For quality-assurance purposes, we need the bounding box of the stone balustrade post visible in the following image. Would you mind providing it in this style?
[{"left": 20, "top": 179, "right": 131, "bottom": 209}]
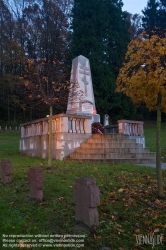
[
  {"left": 76, "top": 119, "right": 81, "bottom": 133},
  {"left": 68, "top": 118, "right": 72, "bottom": 132},
  {"left": 43, "top": 121, "right": 48, "bottom": 134},
  {"left": 60, "top": 116, "right": 68, "bottom": 133},
  {"left": 21, "top": 126, "right": 25, "bottom": 137},
  {"left": 72, "top": 118, "right": 76, "bottom": 133},
  {"left": 84, "top": 118, "right": 92, "bottom": 134},
  {"left": 80, "top": 119, "right": 85, "bottom": 133}
]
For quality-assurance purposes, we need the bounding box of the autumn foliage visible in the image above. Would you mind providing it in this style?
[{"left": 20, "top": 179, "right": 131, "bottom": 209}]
[
  {"left": 23, "top": 59, "right": 70, "bottom": 110},
  {"left": 116, "top": 32, "right": 166, "bottom": 111},
  {"left": 116, "top": 32, "right": 166, "bottom": 198}
]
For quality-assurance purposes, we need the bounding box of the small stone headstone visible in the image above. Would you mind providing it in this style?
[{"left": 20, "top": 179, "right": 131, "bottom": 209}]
[
  {"left": 73, "top": 176, "right": 100, "bottom": 227},
  {"left": 5, "top": 126, "right": 7, "bottom": 131},
  {"left": 28, "top": 167, "right": 44, "bottom": 201},
  {"left": 1, "top": 159, "right": 13, "bottom": 184}
]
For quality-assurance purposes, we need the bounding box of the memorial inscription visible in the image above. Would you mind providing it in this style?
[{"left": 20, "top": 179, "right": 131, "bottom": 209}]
[{"left": 82, "top": 103, "right": 93, "bottom": 113}]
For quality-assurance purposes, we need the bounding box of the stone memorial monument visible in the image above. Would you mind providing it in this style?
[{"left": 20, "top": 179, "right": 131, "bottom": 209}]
[
  {"left": 1, "top": 159, "right": 13, "bottom": 184},
  {"left": 104, "top": 114, "right": 109, "bottom": 126},
  {"left": 28, "top": 167, "right": 44, "bottom": 200},
  {"left": 67, "top": 55, "right": 100, "bottom": 123},
  {"left": 73, "top": 176, "right": 100, "bottom": 227}
]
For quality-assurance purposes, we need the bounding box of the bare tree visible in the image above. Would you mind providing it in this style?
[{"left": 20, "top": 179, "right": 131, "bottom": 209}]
[{"left": 23, "top": 58, "right": 70, "bottom": 166}]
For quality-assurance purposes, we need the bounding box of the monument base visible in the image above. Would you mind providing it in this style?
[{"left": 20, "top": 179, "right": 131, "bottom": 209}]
[
  {"left": 67, "top": 112, "right": 100, "bottom": 123},
  {"left": 91, "top": 114, "right": 100, "bottom": 123}
]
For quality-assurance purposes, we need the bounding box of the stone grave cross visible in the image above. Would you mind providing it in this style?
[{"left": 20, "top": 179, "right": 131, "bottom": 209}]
[{"left": 79, "top": 63, "right": 90, "bottom": 97}]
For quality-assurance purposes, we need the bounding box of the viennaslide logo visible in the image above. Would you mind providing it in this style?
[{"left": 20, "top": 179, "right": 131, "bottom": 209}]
[{"left": 136, "top": 231, "right": 164, "bottom": 248}]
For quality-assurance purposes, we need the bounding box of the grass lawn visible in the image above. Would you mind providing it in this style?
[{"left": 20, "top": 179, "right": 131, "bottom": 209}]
[
  {"left": 0, "top": 122, "right": 166, "bottom": 250},
  {"left": 144, "top": 121, "right": 166, "bottom": 161}
]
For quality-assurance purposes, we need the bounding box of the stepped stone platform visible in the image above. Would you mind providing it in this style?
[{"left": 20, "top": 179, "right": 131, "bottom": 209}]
[{"left": 67, "top": 134, "right": 156, "bottom": 164}]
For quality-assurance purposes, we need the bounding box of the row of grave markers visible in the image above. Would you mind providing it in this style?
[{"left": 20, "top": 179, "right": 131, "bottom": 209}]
[
  {"left": 0, "top": 126, "right": 21, "bottom": 131},
  {"left": 0, "top": 159, "right": 100, "bottom": 227}
]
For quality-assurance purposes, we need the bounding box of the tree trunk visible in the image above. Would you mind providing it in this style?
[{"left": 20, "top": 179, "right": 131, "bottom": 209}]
[
  {"left": 156, "top": 92, "right": 163, "bottom": 198},
  {"left": 48, "top": 105, "right": 53, "bottom": 167},
  {"left": 29, "top": 108, "right": 32, "bottom": 121},
  {"left": 7, "top": 94, "right": 10, "bottom": 121}
]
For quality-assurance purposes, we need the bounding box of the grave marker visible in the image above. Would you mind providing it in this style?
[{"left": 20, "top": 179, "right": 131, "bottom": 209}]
[
  {"left": 28, "top": 167, "right": 44, "bottom": 200},
  {"left": 73, "top": 176, "right": 100, "bottom": 227},
  {"left": 1, "top": 159, "right": 13, "bottom": 184}
]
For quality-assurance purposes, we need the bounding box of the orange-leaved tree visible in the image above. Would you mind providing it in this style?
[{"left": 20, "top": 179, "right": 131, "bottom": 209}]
[{"left": 116, "top": 32, "right": 166, "bottom": 198}]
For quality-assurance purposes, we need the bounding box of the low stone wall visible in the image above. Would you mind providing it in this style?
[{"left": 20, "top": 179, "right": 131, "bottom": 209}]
[
  {"left": 20, "top": 114, "right": 92, "bottom": 160},
  {"left": 118, "top": 120, "right": 145, "bottom": 148},
  {"left": 118, "top": 120, "right": 144, "bottom": 136},
  {"left": 20, "top": 116, "right": 146, "bottom": 159}
]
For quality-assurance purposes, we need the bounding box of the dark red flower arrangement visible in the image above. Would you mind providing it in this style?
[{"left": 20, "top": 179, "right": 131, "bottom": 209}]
[{"left": 91, "top": 122, "right": 104, "bottom": 134}]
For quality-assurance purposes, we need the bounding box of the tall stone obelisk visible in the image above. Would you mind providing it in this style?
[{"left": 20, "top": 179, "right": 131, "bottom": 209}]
[{"left": 66, "top": 55, "right": 100, "bottom": 122}]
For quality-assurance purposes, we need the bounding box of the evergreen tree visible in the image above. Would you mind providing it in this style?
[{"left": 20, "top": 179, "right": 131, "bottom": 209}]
[
  {"left": 158, "top": 0, "right": 166, "bottom": 34},
  {"left": 70, "top": 0, "right": 135, "bottom": 118},
  {"left": 142, "top": 0, "right": 166, "bottom": 36},
  {"left": 142, "top": 0, "right": 160, "bottom": 35}
]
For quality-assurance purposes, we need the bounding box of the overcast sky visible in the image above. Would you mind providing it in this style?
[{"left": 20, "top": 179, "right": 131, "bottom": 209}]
[{"left": 122, "top": 0, "right": 148, "bottom": 14}]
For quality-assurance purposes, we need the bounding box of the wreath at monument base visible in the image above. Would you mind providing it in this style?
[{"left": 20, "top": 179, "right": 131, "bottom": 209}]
[{"left": 92, "top": 122, "right": 104, "bottom": 134}]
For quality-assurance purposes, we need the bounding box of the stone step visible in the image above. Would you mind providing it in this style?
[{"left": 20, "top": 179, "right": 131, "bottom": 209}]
[
  {"left": 75, "top": 147, "right": 152, "bottom": 154},
  {"left": 80, "top": 142, "right": 143, "bottom": 149},
  {"left": 66, "top": 134, "right": 156, "bottom": 164},
  {"left": 69, "top": 152, "right": 156, "bottom": 159},
  {"left": 69, "top": 158, "right": 156, "bottom": 164},
  {"left": 86, "top": 138, "right": 137, "bottom": 144},
  {"left": 91, "top": 134, "right": 131, "bottom": 139}
]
